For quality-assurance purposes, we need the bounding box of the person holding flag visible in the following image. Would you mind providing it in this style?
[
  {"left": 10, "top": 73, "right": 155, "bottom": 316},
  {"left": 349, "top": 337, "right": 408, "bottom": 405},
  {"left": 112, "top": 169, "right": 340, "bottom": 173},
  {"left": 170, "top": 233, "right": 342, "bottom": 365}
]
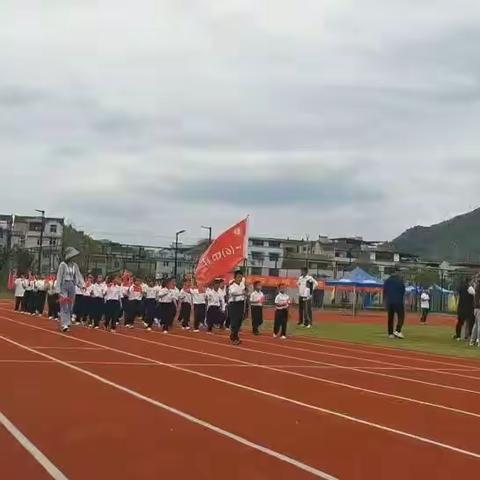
[
  {"left": 194, "top": 217, "right": 249, "bottom": 343},
  {"left": 227, "top": 270, "right": 247, "bottom": 345}
]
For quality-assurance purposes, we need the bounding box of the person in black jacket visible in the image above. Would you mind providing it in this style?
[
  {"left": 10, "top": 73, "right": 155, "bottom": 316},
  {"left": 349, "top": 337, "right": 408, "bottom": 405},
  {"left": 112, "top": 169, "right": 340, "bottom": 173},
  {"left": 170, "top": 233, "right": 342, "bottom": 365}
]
[
  {"left": 455, "top": 278, "right": 475, "bottom": 341},
  {"left": 383, "top": 271, "right": 406, "bottom": 339}
]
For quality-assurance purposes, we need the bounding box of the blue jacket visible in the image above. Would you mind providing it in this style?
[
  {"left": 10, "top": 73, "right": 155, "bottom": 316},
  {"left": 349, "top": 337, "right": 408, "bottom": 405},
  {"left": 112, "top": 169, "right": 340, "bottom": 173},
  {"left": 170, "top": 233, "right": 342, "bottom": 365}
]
[{"left": 383, "top": 275, "right": 405, "bottom": 306}]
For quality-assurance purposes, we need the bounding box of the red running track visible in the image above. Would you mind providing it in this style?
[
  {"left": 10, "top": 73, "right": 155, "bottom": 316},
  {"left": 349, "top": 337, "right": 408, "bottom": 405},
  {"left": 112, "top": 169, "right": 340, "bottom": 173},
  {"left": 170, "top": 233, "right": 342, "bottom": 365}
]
[{"left": 0, "top": 305, "right": 479, "bottom": 479}]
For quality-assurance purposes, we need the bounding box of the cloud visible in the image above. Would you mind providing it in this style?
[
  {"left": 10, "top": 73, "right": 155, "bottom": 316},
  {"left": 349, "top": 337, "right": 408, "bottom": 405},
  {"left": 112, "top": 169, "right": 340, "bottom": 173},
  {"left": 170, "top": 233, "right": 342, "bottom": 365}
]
[{"left": 0, "top": 0, "right": 480, "bottom": 246}]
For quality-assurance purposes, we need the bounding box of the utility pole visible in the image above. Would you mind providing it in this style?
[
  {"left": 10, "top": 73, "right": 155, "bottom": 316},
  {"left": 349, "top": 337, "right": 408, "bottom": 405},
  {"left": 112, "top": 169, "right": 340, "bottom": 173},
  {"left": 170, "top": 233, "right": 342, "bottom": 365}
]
[
  {"left": 174, "top": 230, "right": 186, "bottom": 279},
  {"left": 201, "top": 226, "right": 212, "bottom": 244},
  {"left": 35, "top": 209, "right": 45, "bottom": 275}
]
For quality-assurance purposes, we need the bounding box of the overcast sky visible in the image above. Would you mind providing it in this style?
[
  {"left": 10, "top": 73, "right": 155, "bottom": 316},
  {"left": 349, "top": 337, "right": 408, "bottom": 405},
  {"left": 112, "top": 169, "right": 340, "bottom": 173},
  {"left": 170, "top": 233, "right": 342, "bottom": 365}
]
[{"left": 1, "top": 0, "right": 480, "bottom": 246}]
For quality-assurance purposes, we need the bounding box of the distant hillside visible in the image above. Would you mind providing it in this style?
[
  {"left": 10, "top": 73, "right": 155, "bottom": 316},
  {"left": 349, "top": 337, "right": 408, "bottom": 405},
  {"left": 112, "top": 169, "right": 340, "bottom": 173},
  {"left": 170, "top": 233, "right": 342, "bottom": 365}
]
[
  {"left": 63, "top": 224, "right": 104, "bottom": 254},
  {"left": 391, "top": 207, "right": 480, "bottom": 262}
]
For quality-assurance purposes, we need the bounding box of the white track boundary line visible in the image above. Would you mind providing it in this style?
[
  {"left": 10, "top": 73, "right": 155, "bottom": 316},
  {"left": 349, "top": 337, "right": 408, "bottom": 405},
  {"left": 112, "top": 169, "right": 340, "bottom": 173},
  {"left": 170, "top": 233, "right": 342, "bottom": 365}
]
[
  {"left": 167, "top": 331, "right": 480, "bottom": 396},
  {"left": 117, "top": 330, "right": 480, "bottom": 420},
  {"left": 0, "top": 335, "right": 337, "bottom": 480},
  {"left": 2, "top": 318, "right": 480, "bottom": 459},
  {"left": 0, "top": 410, "right": 69, "bottom": 480},
  {"left": 284, "top": 336, "right": 480, "bottom": 369},
  {"left": 298, "top": 335, "right": 480, "bottom": 364},
  {"left": 28, "top": 346, "right": 104, "bottom": 351},
  {"left": 237, "top": 336, "right": 480, "bottom": 383}
]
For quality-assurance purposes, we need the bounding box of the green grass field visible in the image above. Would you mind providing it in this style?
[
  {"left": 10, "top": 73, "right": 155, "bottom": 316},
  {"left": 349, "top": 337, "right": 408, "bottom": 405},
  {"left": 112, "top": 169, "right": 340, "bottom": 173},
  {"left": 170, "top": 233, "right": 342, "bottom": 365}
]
[{"left": 288, "top": 322, "right": 480, "bottom": 360}]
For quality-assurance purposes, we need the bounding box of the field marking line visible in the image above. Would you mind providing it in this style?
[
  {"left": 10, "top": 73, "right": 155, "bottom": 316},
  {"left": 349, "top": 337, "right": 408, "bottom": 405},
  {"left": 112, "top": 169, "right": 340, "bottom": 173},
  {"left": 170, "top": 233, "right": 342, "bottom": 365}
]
[
  {"left": 0, "top": 326, "right": 480, "bottom": 459},
  {"left": 236, "top": 335, "right": 480, "bottom": 382},
  {"left": 116, "top": 330, "right": 480, "bottom": 420},
  {"left": 282, "top": 336, "right": 480, "bottom": 369},
  {"left": 27, "top": 346, "right": 104, "bottom": 351},
  {"left": 0, "top": 334, "right": 337, "bottom": 480},
  {"left": 297, "top": 335, "right": 480, "bottom": 364},
  {"left": 0, "top": 410, "right": 69, "bottom": 480},
  {"left": 165, "top": 331, "right": 480, "bottom": 396}
]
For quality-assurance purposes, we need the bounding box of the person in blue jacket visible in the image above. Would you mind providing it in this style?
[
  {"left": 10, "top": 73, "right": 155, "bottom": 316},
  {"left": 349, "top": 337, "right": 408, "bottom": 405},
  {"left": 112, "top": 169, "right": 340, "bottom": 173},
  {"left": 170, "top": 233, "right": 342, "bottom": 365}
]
[{"left": 383, "top": 270, "right": 406, "bottom": 339}]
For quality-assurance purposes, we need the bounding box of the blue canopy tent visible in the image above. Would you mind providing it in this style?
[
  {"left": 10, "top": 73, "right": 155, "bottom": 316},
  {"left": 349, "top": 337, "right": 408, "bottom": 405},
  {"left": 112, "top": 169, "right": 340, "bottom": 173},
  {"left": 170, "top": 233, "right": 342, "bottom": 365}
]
[{"left": 326, "top": 268, "right": 383, "bottom": 315}]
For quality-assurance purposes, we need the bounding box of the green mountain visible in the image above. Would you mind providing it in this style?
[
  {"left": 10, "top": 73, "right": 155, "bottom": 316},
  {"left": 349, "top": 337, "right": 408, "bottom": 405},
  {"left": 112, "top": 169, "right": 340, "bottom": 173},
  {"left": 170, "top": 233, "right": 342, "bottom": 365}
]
[{"left": 391, "top": 207, "right": 480, "bottom": 262}]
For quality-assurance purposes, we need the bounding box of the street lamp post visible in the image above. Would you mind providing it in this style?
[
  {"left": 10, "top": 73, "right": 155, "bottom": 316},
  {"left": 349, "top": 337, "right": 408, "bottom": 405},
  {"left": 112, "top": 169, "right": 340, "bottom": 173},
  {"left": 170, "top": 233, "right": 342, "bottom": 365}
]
[
  {"left": 174, "top": 230, "right": 186, "bottom": 279},
  {"left": 35, "top": 209, "right": 45, "bottom": 275},
  {"left": 201, "top": 225, "right": 212, "bottom": 244}
]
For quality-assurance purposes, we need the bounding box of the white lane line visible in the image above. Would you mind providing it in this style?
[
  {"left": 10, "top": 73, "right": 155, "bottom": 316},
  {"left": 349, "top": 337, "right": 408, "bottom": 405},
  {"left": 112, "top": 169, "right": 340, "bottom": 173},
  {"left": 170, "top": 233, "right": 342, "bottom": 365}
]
[
  {"left": 168, "top": 331, "right": 480, "bottom": 396},
  {"left": 236, "top": 336, "right": 480, "bottom": 383},
  {"left": 0, "top": 359, "right": 54, "bottom": 364},
  {"left": 297, "top": 336, "right": 480, "bottom": 367},
  {"left": 0, "top": 335, "right": 337, "bottom": 480},
  {"left": 117, "top": 331, "right": 480, "bottom": 420},
  {"left": 2, "top": 318, "right": 480, "bottom": 460},
  {"left": 3, "top": 357, "right": 477, "bottom": 372},
  {"left": 28, "top": 347, "right": 104, "bottom": 351},
  {"left": 277, "top": 336, "right": 480, "bottom": 370},
  {"left": 0, "top": 410, "right": 69, "bottom": 480}
]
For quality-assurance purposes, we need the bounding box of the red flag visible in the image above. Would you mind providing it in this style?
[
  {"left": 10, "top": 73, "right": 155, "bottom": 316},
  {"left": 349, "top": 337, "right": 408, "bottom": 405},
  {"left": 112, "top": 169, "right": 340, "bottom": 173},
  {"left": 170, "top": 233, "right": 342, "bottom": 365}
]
[
  {"left": 7, "top": 270, "right": 16, "bottom": 290},
  {"left": 195, "top": 217, "right": 248, "bottom": 287}
]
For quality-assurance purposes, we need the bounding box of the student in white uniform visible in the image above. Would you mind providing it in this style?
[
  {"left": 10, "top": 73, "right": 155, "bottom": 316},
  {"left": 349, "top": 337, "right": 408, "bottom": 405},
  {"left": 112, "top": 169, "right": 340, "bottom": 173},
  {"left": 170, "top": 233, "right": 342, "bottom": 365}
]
[
  {"left": 274, "top": 283, "right": 291, "bottom": 339},
  {"left": 158, "top": 278, "right": 177, "bottom": 333},
  {"left": 219, "top": 279, "right": 227, "bottom": 329},
  {"left": 126, "top": 278, "right": 144, "bottom": 328},
  {"left": 249, "top": 281, "right": 265, "bottom": 335},
  {"left": 206, "top": 279, "right": 225, "bottom": 334},
  {"left": 24, "top": 273, "right": 36, "bottom": 315},
  {"left": 14, "top": 274, "right": 26, "bottom": 312},
  {"left": 91, "top": 275, "right": 107, "bottom": 329},
  {"left": 178, "top": 280, "right": 193, "bottom": 330},
  {"left": 228, "top": 271, "right": 247, "bottom": 345},
  {"left": 81, "top": 275, "right": 94, "bottom": 326},
  {"left": 34, "top": 277, "right": 47, "bottom": 316},
  {"left": 420, "top": 290, "right": 430, "bottom": 324},
  {"left": 297, "top": 268, "right": 318, "bottom": 326},
  {"left": 104, "top": 277, "right": 123, "bottom": 331},
  {"left": 46, "top": 276, "right": 59, "bottom": 320},
  {"left": 144, "top": 279, "right": 158, "bottom": 331},
  {"left": 191, "top": 282, "right": 207, "bottom": 332}
]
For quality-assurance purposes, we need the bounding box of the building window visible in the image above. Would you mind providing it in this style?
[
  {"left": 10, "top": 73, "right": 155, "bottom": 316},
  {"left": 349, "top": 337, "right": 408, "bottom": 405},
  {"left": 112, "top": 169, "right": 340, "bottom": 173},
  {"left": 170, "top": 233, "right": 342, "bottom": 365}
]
[
  {"left": 0, "top": 229, "right": 3, "bottom": 239},
  {"left": 250, "top": 267, "right": 262, "bottom": 275},
  {"left": 269, "top": 253, "right": 280, "bottom": 262},
  {"left": 268, "top": 241, "right": 280, "bottom": 248},
  {"left": 37, "top": 239, "right": 41, "bottom": 246},
  {"left": 49, "top": 238, "right": 57, "bottom": 246},
  {"left": 49, "top": 224, "right": 57, "bottom": 233},
  {"left": 269, "top": 268, "right": 279, "bottom": 277},
  {"left": 251, "top": 239, "right": 264, "bottom": 247},
  {"left": 251, "top": 251, "right": 264, "bottom": 261},
  {"left": 29, "top": 222, "right": 43, "bottom": 232},
  {"left": 163, "top": 261, "right": 169, "bottom": 267}
]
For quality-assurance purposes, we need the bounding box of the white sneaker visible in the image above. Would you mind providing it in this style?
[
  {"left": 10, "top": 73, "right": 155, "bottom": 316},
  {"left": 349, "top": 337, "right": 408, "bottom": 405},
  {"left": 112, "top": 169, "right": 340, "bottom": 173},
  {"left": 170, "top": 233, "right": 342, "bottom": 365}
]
[
  {"left": 94, "top": 326, "right": 99, "bottom": 329},
  {"left": 62, "top": 327, "right": 69, "bottom": 333},
  {"left": 163, "top": 330, "right": 169, "bottom": 334},
  {"left": 143, "top": 322, "right": 148, "bottom": 328},
  {"left": 193, "top": 329, "right": 200, "bottom": 333},
  {"left": 305, "top": 325, "right": 312, "bottom": 329},
  {"left": 146, "top": 327, "right": 152, "bottom": 332},
  {"left": 388, "top": 334, "right": 395, "bottom": 339},
  {"left": 281, "top": 336, "right": 287, "bottom": 340},
  {"left": 273, "top": 334, "right": 278, "bottom": 338},
  {"left": 394, "top": 331, "right": 404, "bottom": 339},
  {"left": 48, "top": 316, "right": 53, "bottom": 320}
]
